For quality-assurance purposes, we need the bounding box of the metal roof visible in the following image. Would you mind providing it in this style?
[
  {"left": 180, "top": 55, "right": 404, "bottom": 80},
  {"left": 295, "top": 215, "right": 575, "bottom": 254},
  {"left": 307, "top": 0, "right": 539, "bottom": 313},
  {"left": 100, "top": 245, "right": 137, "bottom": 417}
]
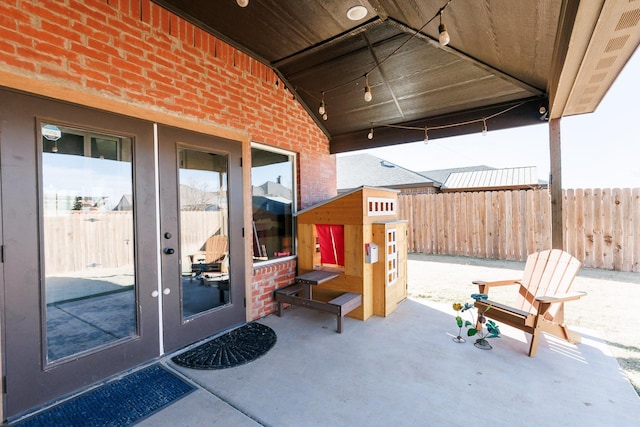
[{"left": 443, "top": 166, "right": 539, "bottom": 191}]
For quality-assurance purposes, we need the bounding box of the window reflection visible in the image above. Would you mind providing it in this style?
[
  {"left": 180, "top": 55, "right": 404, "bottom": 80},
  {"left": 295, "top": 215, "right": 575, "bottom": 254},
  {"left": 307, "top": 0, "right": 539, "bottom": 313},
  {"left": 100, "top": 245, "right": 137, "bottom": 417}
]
[
  {"left": 41, "top": 124, "right": 136, "bottom": 362},
  {"left": 179, "top": 148, "right": 230, "bottom": 317},
  {"left": 251, "top": 145, "right": 295, "bottom": 262}
]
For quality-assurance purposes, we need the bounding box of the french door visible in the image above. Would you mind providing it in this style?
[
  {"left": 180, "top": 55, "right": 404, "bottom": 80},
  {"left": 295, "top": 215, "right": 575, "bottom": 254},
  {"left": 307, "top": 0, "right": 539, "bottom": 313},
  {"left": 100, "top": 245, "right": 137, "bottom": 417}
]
[
  {"left": 157, "top": 125, "right": 245, "bottom": 352},
  {"left": 0, "top": 90, "right": 245, "bottom": 418}
]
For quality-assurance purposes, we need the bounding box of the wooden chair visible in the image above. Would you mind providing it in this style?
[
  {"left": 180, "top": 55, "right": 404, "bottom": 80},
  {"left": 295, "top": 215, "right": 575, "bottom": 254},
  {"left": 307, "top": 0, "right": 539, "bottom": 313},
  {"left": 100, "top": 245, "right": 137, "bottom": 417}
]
[
  {"left": 191, "top": 234, "right": 228, "bottom": 279},
  {"left": 473, "top": 249, "right": 586, "bottom": 357}
]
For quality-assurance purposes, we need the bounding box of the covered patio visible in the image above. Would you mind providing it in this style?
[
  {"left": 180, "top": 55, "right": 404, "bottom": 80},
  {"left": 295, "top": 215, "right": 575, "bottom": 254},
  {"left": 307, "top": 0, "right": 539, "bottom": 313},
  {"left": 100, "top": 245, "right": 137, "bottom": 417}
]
[
  {"left": 138, "top": 255, "right": 640, "bottom": 427},
  {"left": 2, "top": 0, "right": 639, "bottom": 422}
]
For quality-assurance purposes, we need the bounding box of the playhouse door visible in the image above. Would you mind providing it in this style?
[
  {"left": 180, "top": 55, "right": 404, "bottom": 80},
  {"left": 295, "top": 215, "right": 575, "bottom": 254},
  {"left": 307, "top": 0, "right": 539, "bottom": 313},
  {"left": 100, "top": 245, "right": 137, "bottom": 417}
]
[{"left": 157, "top": 125, "right": 246, "bottom": 352}]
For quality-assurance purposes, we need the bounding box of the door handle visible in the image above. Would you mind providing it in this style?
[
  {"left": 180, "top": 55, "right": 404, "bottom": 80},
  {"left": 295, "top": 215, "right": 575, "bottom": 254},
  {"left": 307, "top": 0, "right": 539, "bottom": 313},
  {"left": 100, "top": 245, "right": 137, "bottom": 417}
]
[{"left": 163, "top": 247, "right": 175, "bottom": 255}]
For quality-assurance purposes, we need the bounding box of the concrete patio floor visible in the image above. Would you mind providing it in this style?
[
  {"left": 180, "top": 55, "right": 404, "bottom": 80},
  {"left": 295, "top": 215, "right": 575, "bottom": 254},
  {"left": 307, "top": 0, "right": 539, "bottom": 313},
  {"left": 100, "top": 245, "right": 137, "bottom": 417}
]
[{"left": 141, "top": 295, "right": 640, "bottom": 427}]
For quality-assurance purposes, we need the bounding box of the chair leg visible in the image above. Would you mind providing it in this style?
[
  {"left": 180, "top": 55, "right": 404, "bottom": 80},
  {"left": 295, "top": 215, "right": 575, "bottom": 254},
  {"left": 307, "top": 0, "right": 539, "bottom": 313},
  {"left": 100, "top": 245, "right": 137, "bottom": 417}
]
[{"left": 529, "top": 329, "right": 541, "bottom": 357}]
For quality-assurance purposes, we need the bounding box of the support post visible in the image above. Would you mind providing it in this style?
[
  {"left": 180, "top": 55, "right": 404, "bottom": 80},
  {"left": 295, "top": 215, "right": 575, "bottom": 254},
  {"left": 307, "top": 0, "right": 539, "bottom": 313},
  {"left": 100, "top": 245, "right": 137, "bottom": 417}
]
[{"left": 549, "top": 118, "right": 564, "bottom": 250}]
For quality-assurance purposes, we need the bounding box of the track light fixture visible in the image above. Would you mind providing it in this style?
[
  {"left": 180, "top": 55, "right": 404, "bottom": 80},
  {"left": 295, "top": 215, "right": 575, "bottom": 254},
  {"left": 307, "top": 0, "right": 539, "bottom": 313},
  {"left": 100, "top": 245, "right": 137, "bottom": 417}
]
[
  {"left": 368, "top": 126, "right": 374, "bottom": 140},
  {"left": 482, "top": 119, "right": 488, "bottom": 136}
]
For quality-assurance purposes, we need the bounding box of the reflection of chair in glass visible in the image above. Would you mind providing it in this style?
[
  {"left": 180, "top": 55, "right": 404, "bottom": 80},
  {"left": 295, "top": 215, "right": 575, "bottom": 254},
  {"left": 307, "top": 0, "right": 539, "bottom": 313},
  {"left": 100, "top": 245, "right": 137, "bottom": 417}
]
[{"left": 190, "top": 234, "right": 228, "bottom": 280}]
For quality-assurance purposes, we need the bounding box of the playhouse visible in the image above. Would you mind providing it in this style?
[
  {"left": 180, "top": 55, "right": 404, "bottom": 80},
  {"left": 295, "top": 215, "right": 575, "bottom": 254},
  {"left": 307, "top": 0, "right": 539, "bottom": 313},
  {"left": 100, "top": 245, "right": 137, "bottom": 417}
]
[{"left": 294, "top": 186, "right": 408, "bottom": 321}]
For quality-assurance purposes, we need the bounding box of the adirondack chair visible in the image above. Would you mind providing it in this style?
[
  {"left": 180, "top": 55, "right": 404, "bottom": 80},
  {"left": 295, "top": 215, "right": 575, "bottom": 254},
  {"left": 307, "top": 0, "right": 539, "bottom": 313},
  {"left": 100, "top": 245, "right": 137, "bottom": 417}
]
[
  {"left": 473, "top": 249, "right": 586, "bottom": 357},
  {"left": 190, "top": 234, "right": 229, "bottom": 279}
]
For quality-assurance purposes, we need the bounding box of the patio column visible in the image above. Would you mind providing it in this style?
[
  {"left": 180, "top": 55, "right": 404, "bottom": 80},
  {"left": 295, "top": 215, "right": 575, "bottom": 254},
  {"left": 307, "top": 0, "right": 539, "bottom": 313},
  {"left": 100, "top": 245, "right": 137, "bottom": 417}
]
[{"left": 549, "top": 118, "right": 564, "bottom": 250}]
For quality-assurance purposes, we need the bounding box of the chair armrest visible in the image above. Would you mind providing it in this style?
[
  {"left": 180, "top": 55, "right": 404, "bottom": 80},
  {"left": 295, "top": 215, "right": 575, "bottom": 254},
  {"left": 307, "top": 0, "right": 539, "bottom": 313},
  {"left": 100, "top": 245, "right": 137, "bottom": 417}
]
[
  {"left": 473, "top": 280, "right": 522, "bottom": 294},
  {"left": 535, "top": 291, "right": 587, "bottom": 304}
]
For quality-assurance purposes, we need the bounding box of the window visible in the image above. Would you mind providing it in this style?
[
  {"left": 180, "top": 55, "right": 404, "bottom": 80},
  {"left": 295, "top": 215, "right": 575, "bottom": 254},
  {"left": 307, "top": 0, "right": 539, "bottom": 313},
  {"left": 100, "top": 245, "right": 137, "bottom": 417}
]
[
  {"left": 40, "top": 123, "right": 136, "bottom": 362},
  {"left": 251, "top": 143, "right": 296, "bottom": 262}
]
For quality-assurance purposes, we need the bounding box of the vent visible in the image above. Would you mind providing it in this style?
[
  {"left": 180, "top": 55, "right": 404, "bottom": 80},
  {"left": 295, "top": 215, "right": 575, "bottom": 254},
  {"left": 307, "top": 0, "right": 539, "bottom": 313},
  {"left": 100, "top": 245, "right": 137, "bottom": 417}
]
[
  {"left": 604, "top": 34, "right": 630, "bottom": 52},
  {"left": 615, "top": 8, "right": 640, "bottom": 30},
  {"left": 589, "top": 72, "right": 607, "bottom": 84},
  {"left": 595, "top": 56, "right": 617, "bottom": 69}
]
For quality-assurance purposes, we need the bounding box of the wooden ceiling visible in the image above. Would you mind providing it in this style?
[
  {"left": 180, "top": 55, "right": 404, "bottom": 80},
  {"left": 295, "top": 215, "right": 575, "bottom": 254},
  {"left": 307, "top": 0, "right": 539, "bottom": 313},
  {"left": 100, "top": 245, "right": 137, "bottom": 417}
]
[{"left": 153, "top": 0, "right": 640, "bottom": 153}]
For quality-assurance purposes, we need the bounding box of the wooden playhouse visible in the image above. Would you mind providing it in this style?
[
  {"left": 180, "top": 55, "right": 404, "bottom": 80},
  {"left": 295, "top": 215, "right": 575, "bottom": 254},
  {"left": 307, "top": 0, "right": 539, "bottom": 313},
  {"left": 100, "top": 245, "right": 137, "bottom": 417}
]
[{"left": 294, "top": 186, "right": 408, "bottom": 321}]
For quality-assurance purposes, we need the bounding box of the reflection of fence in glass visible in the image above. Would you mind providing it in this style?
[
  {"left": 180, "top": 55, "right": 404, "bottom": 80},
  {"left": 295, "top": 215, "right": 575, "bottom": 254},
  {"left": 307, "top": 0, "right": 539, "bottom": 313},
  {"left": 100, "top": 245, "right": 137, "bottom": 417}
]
[{"left": 44, "top": 211, "right": 134, "bottom": 275}]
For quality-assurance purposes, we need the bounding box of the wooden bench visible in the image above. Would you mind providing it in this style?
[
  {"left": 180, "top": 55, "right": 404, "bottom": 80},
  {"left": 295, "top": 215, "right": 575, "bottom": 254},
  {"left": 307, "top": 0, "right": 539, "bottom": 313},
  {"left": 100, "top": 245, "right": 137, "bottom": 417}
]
[{"left": 274, "top": 271, "right": 362, "bottom": 333}]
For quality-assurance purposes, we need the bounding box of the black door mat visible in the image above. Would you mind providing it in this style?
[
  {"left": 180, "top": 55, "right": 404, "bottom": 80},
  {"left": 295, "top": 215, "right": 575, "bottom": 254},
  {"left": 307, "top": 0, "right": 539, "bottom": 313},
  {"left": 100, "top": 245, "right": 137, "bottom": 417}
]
[
  {"left": 171, "top": 322, "right": 277, "bottom": 370},
  {"left": 11, "top": 364, "right": 195, "bottom": 427}
]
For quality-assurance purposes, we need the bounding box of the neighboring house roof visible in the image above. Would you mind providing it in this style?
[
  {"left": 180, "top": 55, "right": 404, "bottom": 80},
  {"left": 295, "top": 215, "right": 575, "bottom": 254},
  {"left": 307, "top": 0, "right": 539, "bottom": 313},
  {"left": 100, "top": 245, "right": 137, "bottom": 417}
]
[
  {"left": 180, "top": 184, "right": 219, "bottom": 209},
  {"left": 114, "top": 194, "right": 133, "bottom": 211},
  {"left": 337, "top": 153, "right": 437, "bottom": 191},
  {"left": 253, "top": 181, "right": 292, "bottom": 200},
  {"left": 443, "top": 166, "right": 540, "bottom": 192},
  {"left": 418, "top": 166, "right": 495, "bottom": 185}
]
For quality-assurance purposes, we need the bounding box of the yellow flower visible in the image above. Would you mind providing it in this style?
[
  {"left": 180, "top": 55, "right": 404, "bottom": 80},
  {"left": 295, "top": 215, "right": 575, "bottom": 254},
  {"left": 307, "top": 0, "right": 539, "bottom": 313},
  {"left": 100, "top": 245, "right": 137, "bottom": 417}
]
[{"left": 452, "top": 303, "right": 462, "bottom": 311}]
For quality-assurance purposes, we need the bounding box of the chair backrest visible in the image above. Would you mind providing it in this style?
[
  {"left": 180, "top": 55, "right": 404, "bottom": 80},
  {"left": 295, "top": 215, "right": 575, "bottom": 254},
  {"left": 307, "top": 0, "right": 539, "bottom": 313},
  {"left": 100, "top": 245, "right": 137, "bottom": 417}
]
[
  {"left": 204, "top": 234, "right": 228, "bottom": 263},
  {"left": 516, "top": 249, "right": 581, "bottom": 316}
]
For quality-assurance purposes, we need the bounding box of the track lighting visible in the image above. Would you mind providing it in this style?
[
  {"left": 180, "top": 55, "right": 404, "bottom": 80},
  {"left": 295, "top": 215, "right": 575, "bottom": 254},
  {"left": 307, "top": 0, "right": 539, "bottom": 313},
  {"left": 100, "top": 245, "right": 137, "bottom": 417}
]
[
  {"left": 236, "top": 0, "right": 249, "bottom": 7},
  {"left": 368, "top": 127, "right": 374, "bottom": 140},
  {"left": 364, "top": 75, "right": 372, "bottom": 102},
  {"left": 482, "top": 119, "right": 488, "bottom": 136}
]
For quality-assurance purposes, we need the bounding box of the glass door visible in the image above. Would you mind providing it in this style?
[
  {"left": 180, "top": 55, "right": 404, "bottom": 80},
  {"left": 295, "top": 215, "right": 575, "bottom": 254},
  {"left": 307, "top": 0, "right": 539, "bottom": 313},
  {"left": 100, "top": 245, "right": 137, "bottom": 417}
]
[
  {"left": 157, "top": 125, "right": 245, "bottom": 352},
  {"left": 0, "top": 90, "right": 160, "bottom": 418},
  {"left": 41, "top": 125, "right": 138, "bottom": 362}
]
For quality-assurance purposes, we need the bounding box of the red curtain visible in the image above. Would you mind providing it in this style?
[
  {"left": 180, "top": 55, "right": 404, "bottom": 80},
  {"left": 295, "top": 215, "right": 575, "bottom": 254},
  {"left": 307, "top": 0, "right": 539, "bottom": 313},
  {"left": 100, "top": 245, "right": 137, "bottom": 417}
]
[{"left": 316, "top": 224, "right": 345, "bottom": 266}]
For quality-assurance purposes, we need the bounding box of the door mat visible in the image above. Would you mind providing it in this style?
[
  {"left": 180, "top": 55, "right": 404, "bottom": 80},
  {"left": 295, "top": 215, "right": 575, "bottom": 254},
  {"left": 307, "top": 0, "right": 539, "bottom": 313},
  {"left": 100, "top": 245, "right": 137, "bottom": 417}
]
[
  {"left": 12, "top": 364, "right": 195, "bottom": 427},
  {"left": 172, "top": 322, "right": 277, "bottom": 370}
]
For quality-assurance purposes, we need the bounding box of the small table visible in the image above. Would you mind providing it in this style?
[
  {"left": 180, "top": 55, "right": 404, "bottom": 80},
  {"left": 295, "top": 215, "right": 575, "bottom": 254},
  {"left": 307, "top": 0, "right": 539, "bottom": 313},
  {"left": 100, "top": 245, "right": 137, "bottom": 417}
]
[
  {"left": 274, "top": 269, "right": 361, "bottom": 333},
  {"left": 295, "top": 270, "right": 340, "bottom": 299}
]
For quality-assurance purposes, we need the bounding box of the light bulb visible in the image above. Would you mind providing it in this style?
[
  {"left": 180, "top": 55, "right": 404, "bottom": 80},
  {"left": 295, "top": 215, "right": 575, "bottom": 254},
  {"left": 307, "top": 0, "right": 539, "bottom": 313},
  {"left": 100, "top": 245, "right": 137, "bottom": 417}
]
[
  {"left": 236, "top": 0, "right": 249, "bottom": 7},
  {"left": 318, "top": 102, "right": 325, "bottom": 115},
  {"left": 322, "top": 113, "right": 328, "bottom": 121},
  {"left": 438, "top": 23, "right": 450, "bottom": 46},
  {"left": 364, "top": 86, "right": 372, "bottom": 102},
  {"left": 368, "top": 129, "right": 374, "bottom": 139}
]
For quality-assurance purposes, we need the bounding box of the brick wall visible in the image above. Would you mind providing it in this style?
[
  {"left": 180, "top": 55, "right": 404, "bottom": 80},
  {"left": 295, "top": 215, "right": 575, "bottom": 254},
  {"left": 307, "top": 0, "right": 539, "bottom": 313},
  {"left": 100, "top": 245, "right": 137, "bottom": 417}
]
[
  {"left": 251, "top": 259, "right": 297, "bottom": 320},
  {"left": 0, "top": 0, "right": 337, "bottom": 317},
  {"left": 0, "top": 0, "right": 335, "bottom": 207}
]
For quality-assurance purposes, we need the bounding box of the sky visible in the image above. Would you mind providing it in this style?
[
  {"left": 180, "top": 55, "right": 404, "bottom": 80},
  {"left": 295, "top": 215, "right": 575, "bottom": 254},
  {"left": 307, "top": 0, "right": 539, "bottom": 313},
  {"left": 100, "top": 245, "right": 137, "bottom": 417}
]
[{"left": 341, "top": 49, "right": 640, "bottom": 189}]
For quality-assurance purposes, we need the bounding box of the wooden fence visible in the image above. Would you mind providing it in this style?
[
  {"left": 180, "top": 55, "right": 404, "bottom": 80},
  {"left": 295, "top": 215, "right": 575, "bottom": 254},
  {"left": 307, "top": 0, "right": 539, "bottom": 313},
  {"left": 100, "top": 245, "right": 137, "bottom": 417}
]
[
  {"left": 44, "top": 211, "right": 224, "bottom": 275},
  {"left": 397, "top": 188, "right": 640, "bottom": 272}
]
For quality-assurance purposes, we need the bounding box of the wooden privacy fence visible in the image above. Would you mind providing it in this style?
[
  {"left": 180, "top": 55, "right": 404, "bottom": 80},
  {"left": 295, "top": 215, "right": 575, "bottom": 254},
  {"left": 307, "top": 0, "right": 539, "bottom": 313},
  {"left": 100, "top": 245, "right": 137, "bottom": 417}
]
[
  {"left": 44, "top": 211, "right": 223, "bottom": 275},
  {"left": 397, "top": 188, "right": 640, "bottom": 272}
]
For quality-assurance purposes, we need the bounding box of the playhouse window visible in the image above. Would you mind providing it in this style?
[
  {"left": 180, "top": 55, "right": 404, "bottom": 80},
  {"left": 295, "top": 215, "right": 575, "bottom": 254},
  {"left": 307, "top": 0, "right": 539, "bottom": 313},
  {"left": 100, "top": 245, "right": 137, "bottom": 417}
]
[
  {"left": 315, "top": 224, "right": 345, "bottom": 268},
  {"left": 251, "top": 143, "right": 296, "bottom": 263}
]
